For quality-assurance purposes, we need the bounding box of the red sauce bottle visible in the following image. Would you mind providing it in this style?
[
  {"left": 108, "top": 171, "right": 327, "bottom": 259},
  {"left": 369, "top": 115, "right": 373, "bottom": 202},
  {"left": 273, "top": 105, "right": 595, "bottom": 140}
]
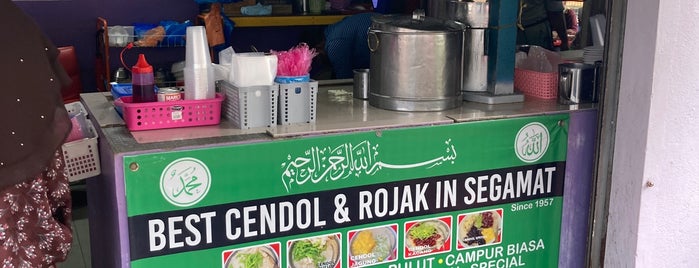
[{"left": 131, "top": 54, "right": 156, "bottom": 103}]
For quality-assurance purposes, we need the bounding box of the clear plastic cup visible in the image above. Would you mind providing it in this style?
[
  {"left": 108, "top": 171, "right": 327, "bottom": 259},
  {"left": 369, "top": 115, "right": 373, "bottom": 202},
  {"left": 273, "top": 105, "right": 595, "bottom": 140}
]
[{"left": 185, "top": 26, "right": 215, "bottom": 100}]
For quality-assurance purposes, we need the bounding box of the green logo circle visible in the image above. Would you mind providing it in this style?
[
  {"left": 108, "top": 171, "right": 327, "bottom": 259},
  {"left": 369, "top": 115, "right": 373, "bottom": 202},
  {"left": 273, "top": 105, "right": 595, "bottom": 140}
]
[
  {"left": 160, "top": 157, "right": 211, "bottom": 207},
  {"left": 514, "top": 122, "right": 550, "bottom": 163}
]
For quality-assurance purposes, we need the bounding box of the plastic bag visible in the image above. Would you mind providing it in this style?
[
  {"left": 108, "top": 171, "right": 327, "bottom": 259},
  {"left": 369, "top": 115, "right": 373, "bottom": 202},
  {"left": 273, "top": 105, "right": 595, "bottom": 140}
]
[
  {"left": 228, "top": 49, "right": 278, "bottom": 87},
  {"left": 241, "top": 3, "right": 272, "bottom": 16},
  {"left": 107, "top": 26, "right": 132, "bottom": 47},
  {"left": 515, "top": 46, "right": 562, "bottom": 73},
  {"left": 160, "top": 20, "right": 192, "bottom": 46}
]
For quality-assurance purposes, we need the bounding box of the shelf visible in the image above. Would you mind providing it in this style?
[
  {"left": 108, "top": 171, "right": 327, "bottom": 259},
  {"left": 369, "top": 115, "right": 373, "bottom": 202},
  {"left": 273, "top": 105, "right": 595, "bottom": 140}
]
[{"left": 229, "top": 14, "right": 347, "bottom": 27}]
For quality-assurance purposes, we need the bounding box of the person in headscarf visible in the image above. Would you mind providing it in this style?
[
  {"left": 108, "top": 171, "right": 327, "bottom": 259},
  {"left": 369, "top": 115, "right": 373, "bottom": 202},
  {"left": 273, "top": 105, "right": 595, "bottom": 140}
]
[{"left": 0, "top": 0, "right": 73, "bottom": 266}]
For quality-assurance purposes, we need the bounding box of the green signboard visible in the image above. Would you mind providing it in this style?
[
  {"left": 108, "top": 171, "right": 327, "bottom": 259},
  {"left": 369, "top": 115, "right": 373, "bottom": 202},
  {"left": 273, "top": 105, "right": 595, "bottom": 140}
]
[{"left": 123, "top": 115, "right": 569, "bottom": 268}]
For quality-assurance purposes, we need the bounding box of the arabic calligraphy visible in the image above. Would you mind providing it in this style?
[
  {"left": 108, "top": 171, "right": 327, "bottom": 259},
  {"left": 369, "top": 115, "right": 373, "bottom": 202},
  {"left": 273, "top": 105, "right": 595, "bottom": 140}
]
[
  {"left": 170, "top": 167, "right": 203, "bottom": 198},
  {"left": 160, "top": 157, "right": 212, "bottom": 207},
  {"left": 519, "top": 132, "right": 543, "bottom": 157},
  {"left": 280, "top": 139, "right": 457, "bottom": 192},
  {"left": 514, "top": 122, "right": 550, "bottom": 163}
]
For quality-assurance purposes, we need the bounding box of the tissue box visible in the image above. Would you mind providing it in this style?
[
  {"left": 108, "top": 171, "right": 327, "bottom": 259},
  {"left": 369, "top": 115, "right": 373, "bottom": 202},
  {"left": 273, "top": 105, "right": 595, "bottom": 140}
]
[
  {"left": 277, "top": 80, "right": 318, "bottom": 125},
  {"left": 229, "top": 52, "right": 278, "bottom": 87}
]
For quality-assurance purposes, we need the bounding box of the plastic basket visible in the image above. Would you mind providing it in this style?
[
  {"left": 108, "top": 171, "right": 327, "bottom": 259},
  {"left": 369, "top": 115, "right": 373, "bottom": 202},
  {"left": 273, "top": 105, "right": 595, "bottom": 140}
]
[
  {"left": 63, "top": 101, "right": 101, "bottom": 182},
  {"left": 65, "top": 101, "right": 87, "bottom": 115},
  {"left": 62, "top": 117, "right": 100, "bottom": 182},
  {"left": 514, "top": 68, "right": 559, "bottom": 99},
  {"left": 218, "top": 80, "right": 278, "bottom": 129},
  {"left": 114, "top": 93, "right": 224, "bottom": 131},
  {"left": 278, "top": 80, "right": 318, "bottom": 125}
]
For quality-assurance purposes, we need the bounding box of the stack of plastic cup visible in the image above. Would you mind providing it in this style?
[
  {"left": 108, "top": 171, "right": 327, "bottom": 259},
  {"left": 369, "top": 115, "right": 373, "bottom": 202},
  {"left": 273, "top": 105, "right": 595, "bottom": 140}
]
[{"left": 184, "top": 26, "right": 215, "bottom": 100}]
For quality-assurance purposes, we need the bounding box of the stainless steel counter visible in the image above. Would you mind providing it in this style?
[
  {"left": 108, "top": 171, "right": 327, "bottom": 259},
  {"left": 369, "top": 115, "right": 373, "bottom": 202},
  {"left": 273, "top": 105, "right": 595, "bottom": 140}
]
[{"left": 80, "top": 82, "right": 595, "bottom": 154}]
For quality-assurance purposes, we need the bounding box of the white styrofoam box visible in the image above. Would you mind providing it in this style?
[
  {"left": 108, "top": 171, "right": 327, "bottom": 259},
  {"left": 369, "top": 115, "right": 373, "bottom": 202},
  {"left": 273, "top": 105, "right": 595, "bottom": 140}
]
[
  {"left": 218, "top": 80, "right": 278, "bottom": 129},
  {"left": 277, "top": 80, "right": 318, "bottom": 125}
]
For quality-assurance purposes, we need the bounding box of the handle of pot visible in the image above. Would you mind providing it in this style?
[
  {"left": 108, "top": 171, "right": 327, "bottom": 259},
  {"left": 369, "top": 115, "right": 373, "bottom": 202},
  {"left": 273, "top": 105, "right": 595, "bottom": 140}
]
[
  {"left": 559, "top": 70, "right": 572, "bottom": 101},
  {"left": 412, "top": 9, "right": 426, "bottom": 21},
  {"left": 368, "top": 30, "right": 380, "bottom": 52},
  {"left": 484, "top": 29, "right": 489, "bottom": 56}
]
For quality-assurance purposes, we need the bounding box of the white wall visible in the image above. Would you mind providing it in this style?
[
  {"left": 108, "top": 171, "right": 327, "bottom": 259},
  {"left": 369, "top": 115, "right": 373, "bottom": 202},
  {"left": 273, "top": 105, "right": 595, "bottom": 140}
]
[{"left": 607, "top": 0, "right": 699, "bottom": 266}]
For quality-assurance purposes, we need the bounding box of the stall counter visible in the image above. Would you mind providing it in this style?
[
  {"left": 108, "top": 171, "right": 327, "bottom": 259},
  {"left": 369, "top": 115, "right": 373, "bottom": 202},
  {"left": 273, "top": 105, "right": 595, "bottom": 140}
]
[{"left": 82, "top": 82, "right": 597, "bottom": 268}]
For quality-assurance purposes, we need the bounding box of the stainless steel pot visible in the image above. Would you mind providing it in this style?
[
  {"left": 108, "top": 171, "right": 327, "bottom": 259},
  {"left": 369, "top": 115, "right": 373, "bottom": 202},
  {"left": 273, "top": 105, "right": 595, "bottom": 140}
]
[
  {"left": 449, "top": 0, "right": 489, "bottom": 92},
  {"left": 427, "top": 0, "right": 451, "bottom": 19},
  {"left": 368, "top": 12, "right": 465, "bottom": 111},
  {"left": 558, "top": 62, "right": 600, "bottom": 104}
]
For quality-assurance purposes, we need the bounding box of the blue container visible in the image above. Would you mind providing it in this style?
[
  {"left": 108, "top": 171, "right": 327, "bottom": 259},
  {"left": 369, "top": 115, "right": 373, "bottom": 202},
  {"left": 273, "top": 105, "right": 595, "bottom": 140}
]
[{"left": 274, "top": 74, "right": 310, "bottom": 84}]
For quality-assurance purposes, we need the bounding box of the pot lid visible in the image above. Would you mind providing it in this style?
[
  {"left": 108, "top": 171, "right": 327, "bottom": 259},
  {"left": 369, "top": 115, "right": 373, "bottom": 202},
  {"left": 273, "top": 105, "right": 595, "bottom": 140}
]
[{"left": 371, "top": 11, "right": 466, "bottom": 33}]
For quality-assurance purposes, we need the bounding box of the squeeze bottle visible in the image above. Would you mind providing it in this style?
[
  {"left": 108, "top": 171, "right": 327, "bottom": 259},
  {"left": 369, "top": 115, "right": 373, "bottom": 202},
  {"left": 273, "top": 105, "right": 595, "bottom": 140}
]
[{"left": 131, "top": 54, "right": 156, "bottom": 103}]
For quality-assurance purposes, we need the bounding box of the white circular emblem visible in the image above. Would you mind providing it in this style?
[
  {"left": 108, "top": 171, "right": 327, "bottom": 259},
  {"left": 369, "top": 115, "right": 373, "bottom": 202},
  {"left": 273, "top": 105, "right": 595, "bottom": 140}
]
[
  {"left": 160, "top": 157, "right": 211, "bottom": 207},
  {"left": 514, "top": 122, "right": 550, "bottom": 163}
]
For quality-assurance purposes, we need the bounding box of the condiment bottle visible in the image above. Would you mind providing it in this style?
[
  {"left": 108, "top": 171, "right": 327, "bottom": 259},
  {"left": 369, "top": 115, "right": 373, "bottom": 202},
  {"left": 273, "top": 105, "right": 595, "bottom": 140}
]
[{"left": 131, "top": 54, "right": 156, "bottom": 103}]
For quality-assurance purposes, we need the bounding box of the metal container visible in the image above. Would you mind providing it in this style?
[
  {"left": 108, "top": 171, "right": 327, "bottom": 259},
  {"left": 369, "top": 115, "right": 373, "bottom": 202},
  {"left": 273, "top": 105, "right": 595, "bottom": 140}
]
[
  {"left": 368, "top": 12, "right": 465, "bottom": 111},
  {"left": 447, "top": 0, "right": 490, "bottom": 92},
  {"left": 113, "top": 67, "right": 131, "bottom": 83},
  {"left": 353, "top": 69, "right": 370, "bottom": 100},
  {"left": 427, "top": 0, "right": 451, "bottom": 19},
  {"left": 558, "top": 63, "right": 600, "bottom": 104},
  {"left": 294, "top": 0, "right": 309, "bottom": 14},
  {"left": 157, "top": 87, "right": 183, "bottom": 102}
]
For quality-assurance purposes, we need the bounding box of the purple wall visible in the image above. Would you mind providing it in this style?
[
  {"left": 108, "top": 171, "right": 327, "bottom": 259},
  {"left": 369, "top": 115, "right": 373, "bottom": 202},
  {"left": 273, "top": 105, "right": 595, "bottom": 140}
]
[{"left": 16, "top": 0, "right": 199, "bottom": 92}]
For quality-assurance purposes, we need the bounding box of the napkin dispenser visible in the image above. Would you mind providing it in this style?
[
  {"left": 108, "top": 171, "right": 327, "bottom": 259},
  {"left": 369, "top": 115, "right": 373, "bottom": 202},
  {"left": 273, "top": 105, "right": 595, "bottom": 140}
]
[{"left": 228, "top": 52, "right": 278, "bottom": 87}]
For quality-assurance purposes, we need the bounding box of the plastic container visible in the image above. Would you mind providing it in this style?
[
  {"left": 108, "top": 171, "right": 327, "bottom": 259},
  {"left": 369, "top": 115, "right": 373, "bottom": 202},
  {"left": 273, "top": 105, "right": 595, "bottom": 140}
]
[
  {"left": 62, "top": 120, "right": 100, "bottom": 182},
  {"left": 309, "top": 0, "right": 324, "bottom": 14},
  {"left": 218, "top": 80, "right": 278, "bottom": 129},
  {"left": 277, "top": 80, "right": 318, "bottom": 125},
  {"left": 114, "top": 93, "right": 225, "bottom": 131},
  {"left": 184, "top": 26, "right": 215, "bottom": 100},
  {"left": 275, "top": 74, "right": 309, "bottom": 84},
  {"left": 65, "top": 101, "right": 87, "bottom": 116},
  {"left": 62, "top": 102, "right": 101, "bottom": 182},
  {"left": 131, "top": 54, "right": 156, "bottom": 103},
  {"left": 514, "top": 68, "right": 558, "bottom": 99}
]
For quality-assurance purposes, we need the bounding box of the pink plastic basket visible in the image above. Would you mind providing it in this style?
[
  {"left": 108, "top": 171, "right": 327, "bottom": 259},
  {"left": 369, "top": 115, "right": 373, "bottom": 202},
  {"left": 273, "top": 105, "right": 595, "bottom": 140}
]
[
  {"left": 514, "top": 68, "right": 559, "bottom": 99},
  {"left": 114, "top": 93, "right": 224, "bottom": 131}
]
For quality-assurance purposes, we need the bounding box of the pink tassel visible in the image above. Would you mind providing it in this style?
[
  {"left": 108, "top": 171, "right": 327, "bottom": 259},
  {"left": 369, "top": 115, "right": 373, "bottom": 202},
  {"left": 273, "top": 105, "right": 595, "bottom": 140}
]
[{"left": 272, "top": 43, "right": 317, "bottom": 76}]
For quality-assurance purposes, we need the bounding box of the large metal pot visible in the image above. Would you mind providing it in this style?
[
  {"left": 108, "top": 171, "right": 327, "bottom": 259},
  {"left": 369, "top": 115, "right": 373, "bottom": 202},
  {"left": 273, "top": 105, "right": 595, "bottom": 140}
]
[
  {"left": 430, "top": 0, "right": 490, "bottom": 93},
  {"left": 368, "top": 12, "right": 465, "bottom": 111},
  {"left": 427, "top": 0, "right": 451, "bottom": 19}
]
